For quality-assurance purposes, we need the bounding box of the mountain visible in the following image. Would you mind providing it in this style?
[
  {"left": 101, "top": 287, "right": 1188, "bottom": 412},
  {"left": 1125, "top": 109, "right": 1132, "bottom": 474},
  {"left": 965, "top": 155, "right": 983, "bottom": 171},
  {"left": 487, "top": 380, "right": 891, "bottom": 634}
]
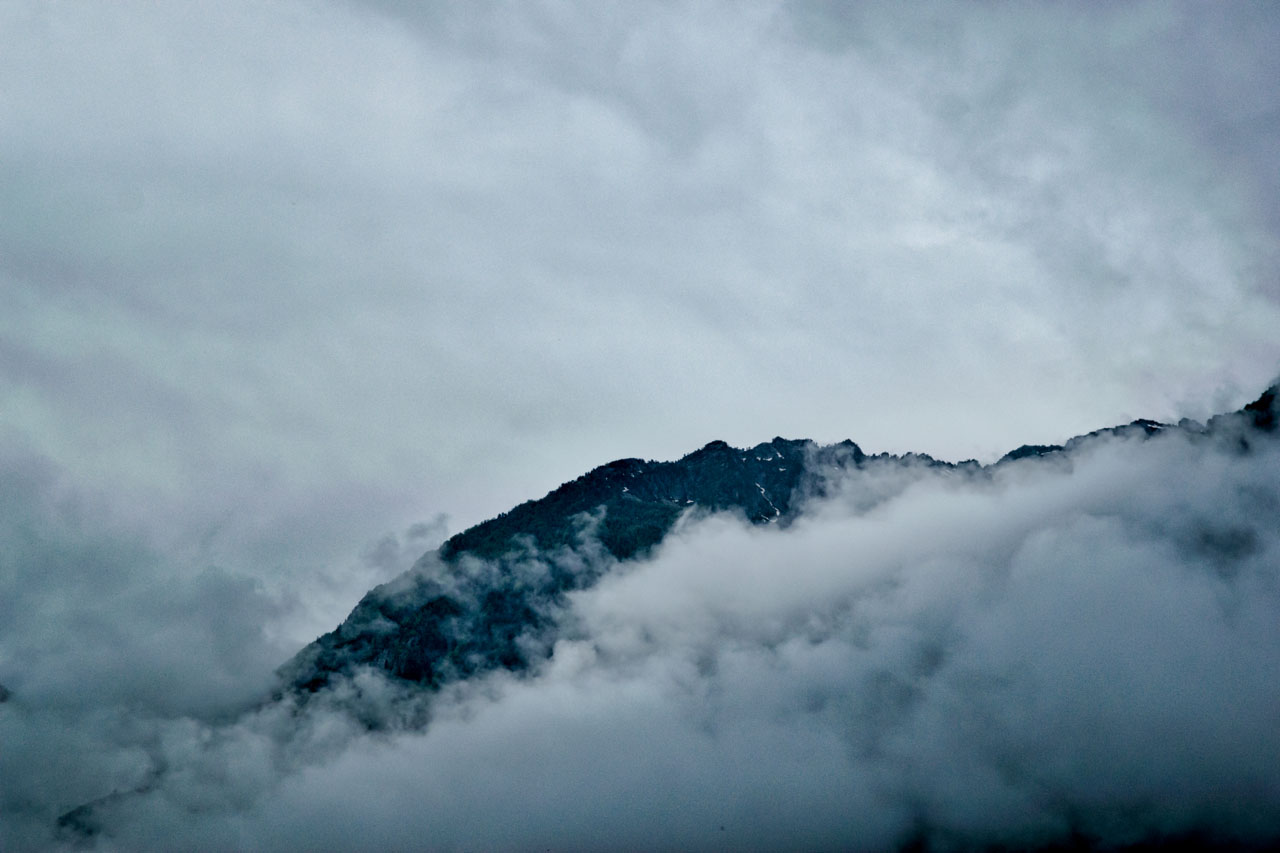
[
  {"left": 283, "top": 437, "right": 876, "bottom": 698},
  {"left": 52, "top": 380, "right": 1280, "bottom": 849},
  {"left": 281, "top": 383, "right": 1280, "bottom": 712}
]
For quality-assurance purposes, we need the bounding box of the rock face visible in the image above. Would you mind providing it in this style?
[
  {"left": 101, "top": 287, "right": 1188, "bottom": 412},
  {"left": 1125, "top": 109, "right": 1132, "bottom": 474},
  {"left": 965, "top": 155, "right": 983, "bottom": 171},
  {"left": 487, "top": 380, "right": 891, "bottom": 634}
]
[{"left": 282, "top": 382, "right": 1280, "bottom": 704}]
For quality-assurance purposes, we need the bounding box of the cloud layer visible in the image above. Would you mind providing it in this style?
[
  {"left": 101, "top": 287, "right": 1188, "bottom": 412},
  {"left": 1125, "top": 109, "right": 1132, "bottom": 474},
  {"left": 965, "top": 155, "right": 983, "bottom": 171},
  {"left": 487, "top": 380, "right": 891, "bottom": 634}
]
[{"left": 4, "top": 412, "right": 1278, "bottom": 851}]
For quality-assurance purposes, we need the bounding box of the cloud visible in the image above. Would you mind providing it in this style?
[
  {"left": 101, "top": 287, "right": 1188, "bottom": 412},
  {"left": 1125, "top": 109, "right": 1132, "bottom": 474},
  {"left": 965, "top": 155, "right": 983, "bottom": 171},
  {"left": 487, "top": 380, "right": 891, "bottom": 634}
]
[
  {"left": 6, "top": 410, "right": 1277, "bottom": 851},
  {"left": 4, "top": 1, "right": 1280, "bottom": 848},
  {"left": 0, "top": 444, "right": 296, "bottom": 846},
  {"left": 360, "top": 514, "right": 450, "bottom": 575},
  {"left": 0, "top": 437, "right": 447, "bottom": 846}
]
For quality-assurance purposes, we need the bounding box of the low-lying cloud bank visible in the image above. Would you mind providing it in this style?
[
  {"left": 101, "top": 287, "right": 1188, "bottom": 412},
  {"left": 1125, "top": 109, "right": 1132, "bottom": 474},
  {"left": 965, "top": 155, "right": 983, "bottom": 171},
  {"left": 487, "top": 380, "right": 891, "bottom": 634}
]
[{"left": 3, "top": 411, "right": 1280, "bottom": 851}]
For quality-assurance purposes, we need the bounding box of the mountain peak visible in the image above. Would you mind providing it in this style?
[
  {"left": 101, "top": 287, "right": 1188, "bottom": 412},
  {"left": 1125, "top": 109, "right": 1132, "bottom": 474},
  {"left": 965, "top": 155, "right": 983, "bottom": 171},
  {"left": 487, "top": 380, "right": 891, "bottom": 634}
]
[{"left": 683, "top": 439, "right": 733, "bottom": 460}]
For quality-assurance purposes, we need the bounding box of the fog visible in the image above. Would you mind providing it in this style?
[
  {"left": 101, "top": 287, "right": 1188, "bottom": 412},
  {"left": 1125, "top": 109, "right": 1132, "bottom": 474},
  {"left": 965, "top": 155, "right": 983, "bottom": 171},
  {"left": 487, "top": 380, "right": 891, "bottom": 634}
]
[{"left": 2, "top": 409, "right": 1277, "bottom": 851}]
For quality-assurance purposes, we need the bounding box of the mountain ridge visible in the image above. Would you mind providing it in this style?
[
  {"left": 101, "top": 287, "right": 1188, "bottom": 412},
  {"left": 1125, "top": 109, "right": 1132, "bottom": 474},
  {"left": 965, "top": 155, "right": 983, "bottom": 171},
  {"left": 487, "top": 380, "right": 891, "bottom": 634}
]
[{"left": 282, "top": 381, "right": 1279, "bottom": 705}]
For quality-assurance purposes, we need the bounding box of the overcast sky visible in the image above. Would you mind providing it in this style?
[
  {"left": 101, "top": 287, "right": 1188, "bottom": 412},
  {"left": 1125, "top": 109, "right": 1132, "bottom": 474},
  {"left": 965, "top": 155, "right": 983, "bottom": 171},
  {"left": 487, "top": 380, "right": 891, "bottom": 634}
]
[
  {"left": 4, "top": 1, "right": 1280, "bottom": 640},
  {"left": 4, "top": 3, "right": 1280, "bottom": 848}
]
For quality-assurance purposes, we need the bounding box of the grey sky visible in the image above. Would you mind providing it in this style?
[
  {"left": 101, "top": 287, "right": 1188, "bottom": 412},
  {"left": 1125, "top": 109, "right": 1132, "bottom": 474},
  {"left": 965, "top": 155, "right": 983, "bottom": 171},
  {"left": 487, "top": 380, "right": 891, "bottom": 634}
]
[
  {"left": 4, "top": 1, "right": 1279, "bottom": 534},
  {"left": 2, "top": 0, "right": 1279, "bottom": 716}
]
